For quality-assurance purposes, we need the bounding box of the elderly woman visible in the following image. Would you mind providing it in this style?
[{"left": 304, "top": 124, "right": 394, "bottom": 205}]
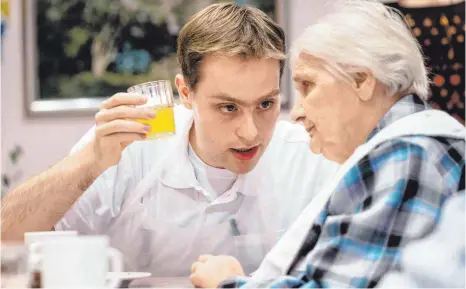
[{"left": 189, "top": 0, "right": 465, "bottom": 288}]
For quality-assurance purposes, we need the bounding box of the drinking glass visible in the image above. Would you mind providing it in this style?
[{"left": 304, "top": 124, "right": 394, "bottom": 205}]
[{"left": 127, "top": 80, "right": 176, "bottom": 140}]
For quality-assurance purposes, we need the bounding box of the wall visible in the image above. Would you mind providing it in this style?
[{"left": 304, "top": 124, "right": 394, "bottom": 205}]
[
  {"left": 0, "top": 0, "right": 328, "bottom": 182},
  {"left": 1, "top": 0, "right": 94, "bottom": 181}
]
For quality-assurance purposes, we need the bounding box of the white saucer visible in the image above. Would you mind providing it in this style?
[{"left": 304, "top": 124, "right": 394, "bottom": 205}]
[{"left": 107, "top": 272, "right": 151, "bottom": 280}]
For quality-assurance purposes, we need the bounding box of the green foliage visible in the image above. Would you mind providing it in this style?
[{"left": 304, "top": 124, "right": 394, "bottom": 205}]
[
  {"left": 42, "top": 0, "right": 179, "bottom": 54},
  {"left": 1, "top": 145, "right": 23, "bottom": 197},
  {"left": 50, "top": 72, "right": 155, "bottom": 98},
  {"left": 65, "top": 27, "right": 91, "bottom": 57},
  {"left": 36, "top": 0, "right": 276, "bottom": 99},
  {"left": 45, "top": 69, "right": 179, "bottom": 99}
]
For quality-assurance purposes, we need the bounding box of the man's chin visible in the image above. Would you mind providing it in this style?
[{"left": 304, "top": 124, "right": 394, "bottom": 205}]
[{"left": 226, "top": 159, "right": 261, "bottom": 175}]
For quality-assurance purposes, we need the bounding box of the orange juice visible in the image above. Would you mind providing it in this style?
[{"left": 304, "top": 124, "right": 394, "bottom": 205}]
[{"left": 137, "top": 106, "right": 176, "bottom": 139}]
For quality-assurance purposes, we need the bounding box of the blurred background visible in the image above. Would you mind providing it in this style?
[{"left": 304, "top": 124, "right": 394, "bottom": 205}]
[{"left": 1, "top": 0, "right": 464, "bottom": 195}]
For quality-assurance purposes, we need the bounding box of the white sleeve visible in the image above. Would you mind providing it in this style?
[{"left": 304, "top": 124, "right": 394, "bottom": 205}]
[
  {"left": 54, "top": 165, "right": 121, "bottom": 234},
  {"left": 55, "top": 126, "right": 132, "bottom": 234}
]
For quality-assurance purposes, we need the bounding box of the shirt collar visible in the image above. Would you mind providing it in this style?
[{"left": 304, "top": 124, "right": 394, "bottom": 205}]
[
  {"left": 367, "top": 94, "right": 429, "bottom": 142},
  {"left": 158, "top": 105, "right": 263, "bottom": 196}
]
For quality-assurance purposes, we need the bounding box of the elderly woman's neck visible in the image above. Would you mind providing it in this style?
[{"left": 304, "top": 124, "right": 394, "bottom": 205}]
[
  {"left": 338, "top": 91, "right": 401, "bottom": 163},
  {"left": 361, "top": 90, "right": 401, "bottom": 136}
]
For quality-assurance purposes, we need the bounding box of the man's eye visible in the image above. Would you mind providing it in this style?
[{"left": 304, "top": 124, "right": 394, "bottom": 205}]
[
  {"left": 220, "top": 105, "right": 237, "bottom": 113},
  {"left": 259, "top": 100, "right": 274, "bottom": 109}
]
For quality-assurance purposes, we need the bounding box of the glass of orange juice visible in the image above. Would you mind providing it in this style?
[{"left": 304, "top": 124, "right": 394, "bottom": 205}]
[{"left": 128, "top": 80, "right": 176, "bottom": 140}]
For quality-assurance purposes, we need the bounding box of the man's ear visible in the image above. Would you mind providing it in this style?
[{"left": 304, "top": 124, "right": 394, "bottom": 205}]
[
  {"left": 353, "top": 72, "right": 376, "bottom": 102},
  {"left": 175, "top": 74, "right": 193, "bottom": 109}
]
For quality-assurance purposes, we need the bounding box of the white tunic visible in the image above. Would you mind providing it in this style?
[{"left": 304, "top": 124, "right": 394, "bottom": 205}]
[{"left": 55, "top": 105, "right": 340, "bottom": 277}]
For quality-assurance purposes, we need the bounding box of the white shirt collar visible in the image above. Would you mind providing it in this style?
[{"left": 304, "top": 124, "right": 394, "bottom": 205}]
[{"left": 158, "top": 105, "right": 264, "bottom": 197}]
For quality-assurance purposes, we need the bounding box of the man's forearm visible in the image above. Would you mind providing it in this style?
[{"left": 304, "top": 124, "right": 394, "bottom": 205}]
[{"left": 1, "top": 146, "right": 104, "bottom": 241}]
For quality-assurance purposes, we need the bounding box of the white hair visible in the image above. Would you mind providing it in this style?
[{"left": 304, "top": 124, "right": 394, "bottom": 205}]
[{"left": 290, "top": 0, "right": 430, "bottom": 99}]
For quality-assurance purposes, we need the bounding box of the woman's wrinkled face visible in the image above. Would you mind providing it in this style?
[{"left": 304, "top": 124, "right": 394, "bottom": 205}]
[{"left": 290, "top": 53, "right": 366, "bottom": 163}]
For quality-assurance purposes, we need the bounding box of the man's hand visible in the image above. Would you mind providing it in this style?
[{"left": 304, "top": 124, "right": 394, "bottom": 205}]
[
  {"left": 1, "top": 92, "right": 156, "bottom": 241},
  {"left": 85, "top": 93, "right": 155, "bottom": 172},
  {"left": 190, "top": 255, "right": 245, "bottom": 288}
]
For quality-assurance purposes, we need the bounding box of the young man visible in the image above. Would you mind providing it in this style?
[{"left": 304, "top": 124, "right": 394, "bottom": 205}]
[{"left": 1, "top": 3, "right": 338, "bottom": 276}]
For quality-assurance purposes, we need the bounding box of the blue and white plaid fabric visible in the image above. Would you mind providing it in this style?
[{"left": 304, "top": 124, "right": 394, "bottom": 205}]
[
  {"left": 220, "top": 94, "right": 465, "bottom": 288},
  {"left": 377, "top": 193, "right": 465, "bottom": 288}
]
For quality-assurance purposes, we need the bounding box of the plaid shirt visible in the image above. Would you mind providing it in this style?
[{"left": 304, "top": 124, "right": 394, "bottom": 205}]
[
  {"left": 220, "top": 95, "right": 465, "bottom": 288},
  {"left": 377, "top": 193, "right": 465, "bottom": 288}
]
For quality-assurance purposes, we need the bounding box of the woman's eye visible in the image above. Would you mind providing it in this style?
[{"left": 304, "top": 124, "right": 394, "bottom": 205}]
[{"left": 300, "top": 81, "right": 314, "bottom": 95}]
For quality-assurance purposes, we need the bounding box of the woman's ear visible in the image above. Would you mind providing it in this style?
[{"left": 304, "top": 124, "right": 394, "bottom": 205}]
[{"left": 354, "top": 72, "right": 376, "bottom": 102}]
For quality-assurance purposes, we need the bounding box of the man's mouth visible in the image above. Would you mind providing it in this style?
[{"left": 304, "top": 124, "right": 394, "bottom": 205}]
[{"left": 230, "top": 146, "right": 259, "bottom": 161}]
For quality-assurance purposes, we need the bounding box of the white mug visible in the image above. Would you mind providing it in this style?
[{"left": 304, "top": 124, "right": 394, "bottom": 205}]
[
  {"left": 41, "top": 236, "right": 123, "bottom": 288},
  {"left": 25, "top": 230, "right": 79, "bottom": 277},
  {"left": 24, "top": 230, "right": 78, "bottom": 246}
]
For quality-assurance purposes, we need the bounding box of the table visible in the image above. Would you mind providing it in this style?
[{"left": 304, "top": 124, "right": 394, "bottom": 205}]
[{"left": 124, "top": 277, "right": 193, "bottom": 288}]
